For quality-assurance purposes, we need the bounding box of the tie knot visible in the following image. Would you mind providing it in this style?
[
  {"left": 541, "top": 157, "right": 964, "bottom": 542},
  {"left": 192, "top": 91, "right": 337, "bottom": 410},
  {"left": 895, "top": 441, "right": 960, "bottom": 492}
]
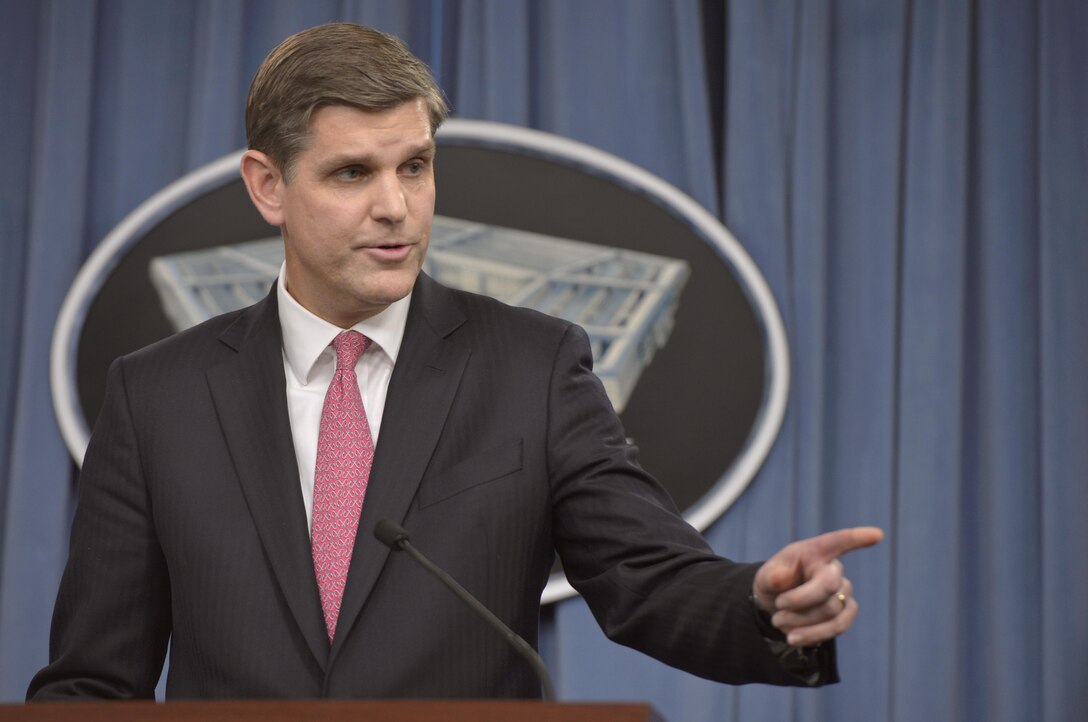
[{"left": 331, "top": 331, "right": 370, "bottom": 370}]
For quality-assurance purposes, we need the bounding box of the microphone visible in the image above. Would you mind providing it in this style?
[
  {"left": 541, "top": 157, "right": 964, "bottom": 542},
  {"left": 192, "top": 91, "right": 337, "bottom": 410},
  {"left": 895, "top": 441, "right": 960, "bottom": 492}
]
[{"left": 374, "top": 519, "right": 556, "bottom": 701}]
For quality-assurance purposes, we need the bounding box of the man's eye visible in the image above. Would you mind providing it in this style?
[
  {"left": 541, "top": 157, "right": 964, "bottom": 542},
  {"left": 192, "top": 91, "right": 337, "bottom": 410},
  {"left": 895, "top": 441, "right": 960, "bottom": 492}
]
[
  {"left": 403, "top": 160, "right": 426, "bottom": 176},
  {"left": 336, "top": 167, "right": 365, "bottom": 180}
]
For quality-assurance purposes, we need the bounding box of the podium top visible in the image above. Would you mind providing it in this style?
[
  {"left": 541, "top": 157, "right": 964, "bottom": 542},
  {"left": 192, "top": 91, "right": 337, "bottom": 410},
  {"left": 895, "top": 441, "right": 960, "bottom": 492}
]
[{"left": 1, "top": 700, "right": 665, "bottom": 722}]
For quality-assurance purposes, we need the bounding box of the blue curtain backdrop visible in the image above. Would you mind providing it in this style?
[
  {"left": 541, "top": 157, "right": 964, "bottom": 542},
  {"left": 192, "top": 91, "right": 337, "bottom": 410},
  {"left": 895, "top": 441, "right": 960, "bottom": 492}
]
[{"left": 1, "top": 1, "right": 1085, "bottom": 720}]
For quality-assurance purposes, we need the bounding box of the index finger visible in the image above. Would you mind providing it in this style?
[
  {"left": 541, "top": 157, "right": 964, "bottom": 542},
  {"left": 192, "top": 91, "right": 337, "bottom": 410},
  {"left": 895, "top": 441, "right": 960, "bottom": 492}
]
[{"left": 803, "top": 526, "right": 884, "bottom": 561}]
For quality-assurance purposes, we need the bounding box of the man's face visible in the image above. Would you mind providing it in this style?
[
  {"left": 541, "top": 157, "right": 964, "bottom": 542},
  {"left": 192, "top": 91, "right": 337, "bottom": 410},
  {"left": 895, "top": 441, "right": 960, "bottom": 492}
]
[{"left": 272, "top": 99, "right": 436, "bottom": 327}]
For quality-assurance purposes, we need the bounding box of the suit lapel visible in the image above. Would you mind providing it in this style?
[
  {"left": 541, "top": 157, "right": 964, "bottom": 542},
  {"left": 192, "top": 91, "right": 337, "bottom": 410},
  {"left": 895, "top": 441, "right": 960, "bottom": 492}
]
[
  {"left": 330, "top": 274, "right": 469, "bottom": 663},
  {"left": 205, "top": 289, "right": 330, "bottom": 671}
]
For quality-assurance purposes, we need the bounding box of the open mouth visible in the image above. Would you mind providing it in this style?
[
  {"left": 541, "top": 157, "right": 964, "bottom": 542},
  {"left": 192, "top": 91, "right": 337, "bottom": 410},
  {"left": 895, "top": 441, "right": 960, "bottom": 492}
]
[{"left": 363, "top": 243, "right": 413, "bottom": 261}]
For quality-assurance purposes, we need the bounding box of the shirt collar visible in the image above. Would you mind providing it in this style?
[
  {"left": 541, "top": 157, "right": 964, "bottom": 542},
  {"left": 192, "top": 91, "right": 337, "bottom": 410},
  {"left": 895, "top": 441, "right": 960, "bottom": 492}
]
[{"left": 277, "top": 263, "right": 411, "bottom": 386}]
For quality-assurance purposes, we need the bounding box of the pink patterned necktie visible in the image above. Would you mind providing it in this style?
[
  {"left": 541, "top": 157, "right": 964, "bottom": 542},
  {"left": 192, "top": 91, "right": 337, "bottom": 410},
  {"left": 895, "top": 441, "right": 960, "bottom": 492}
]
[{"left": 312, "top": 330, "right": 374, "bottom": 643}]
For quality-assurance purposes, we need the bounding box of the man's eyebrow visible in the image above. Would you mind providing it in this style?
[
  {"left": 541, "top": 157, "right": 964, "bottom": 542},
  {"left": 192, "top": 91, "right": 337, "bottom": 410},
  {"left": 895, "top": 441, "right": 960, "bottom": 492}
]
[{"left": 320, "top": 143, "right": 436, "bottom": 170}]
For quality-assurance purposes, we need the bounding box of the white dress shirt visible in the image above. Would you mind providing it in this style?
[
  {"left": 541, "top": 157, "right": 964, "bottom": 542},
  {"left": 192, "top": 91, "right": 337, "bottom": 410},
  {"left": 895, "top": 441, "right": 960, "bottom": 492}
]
[{"left": 276, "top": 265, "right": 411, "bottom": 531}]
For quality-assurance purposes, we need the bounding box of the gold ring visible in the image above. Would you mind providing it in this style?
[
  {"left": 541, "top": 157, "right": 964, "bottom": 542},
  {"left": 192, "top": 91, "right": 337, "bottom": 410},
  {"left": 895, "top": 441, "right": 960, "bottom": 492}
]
[{"left": 835, "top": 591, "right": 847, "bottom": 610}]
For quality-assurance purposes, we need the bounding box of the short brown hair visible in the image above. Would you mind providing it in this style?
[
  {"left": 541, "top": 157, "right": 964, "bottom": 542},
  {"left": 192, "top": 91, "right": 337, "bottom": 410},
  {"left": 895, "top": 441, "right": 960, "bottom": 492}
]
[{"left": 245, "top": 23, "right": 449, "bottom": 179}]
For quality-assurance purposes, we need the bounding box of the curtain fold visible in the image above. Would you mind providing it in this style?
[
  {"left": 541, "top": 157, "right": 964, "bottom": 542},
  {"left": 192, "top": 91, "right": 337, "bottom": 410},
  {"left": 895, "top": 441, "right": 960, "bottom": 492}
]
[
  {"left": 893, "top": 0, "right": 973, "bottom": 718},
  {"left": 1039, "top": 2, "right": 1088, "bottom": 720},
  {"left": 0, "top": 0, "right": 100, "bottom": 695},
  {"left": 1, "top": 1, "right": 1085, "bottom": 719}
]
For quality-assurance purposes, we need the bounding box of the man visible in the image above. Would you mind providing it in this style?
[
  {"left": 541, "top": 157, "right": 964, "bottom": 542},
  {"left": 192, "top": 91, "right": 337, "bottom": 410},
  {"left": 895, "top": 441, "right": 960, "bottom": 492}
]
[{"left": 29, "top": 23, "right": 881, "bottom": 700}]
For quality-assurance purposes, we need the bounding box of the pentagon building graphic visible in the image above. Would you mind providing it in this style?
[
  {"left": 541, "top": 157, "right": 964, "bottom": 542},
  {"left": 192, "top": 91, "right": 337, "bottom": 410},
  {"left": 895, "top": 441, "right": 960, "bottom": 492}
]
[{"left": 149, "top": 216, "right": 689, "bottom": 413}]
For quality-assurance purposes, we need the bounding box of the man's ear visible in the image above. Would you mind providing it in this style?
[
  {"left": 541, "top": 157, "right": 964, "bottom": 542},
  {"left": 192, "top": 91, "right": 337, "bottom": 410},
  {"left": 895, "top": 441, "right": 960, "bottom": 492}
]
[{"left": 240, "top": 150, "right": 286, "bottom": 227}]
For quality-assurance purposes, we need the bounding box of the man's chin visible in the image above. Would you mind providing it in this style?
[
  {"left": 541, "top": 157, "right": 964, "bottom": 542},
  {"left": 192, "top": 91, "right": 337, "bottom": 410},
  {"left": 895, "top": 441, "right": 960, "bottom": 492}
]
[{"left": 359, "top": 271, "right": 419, "bottom": 307}]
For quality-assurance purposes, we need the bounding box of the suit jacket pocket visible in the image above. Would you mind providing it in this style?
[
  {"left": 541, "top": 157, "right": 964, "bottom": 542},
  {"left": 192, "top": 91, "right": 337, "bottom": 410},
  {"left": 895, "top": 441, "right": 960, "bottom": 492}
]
[{"left": 417, "top": 438, "right": 523, "bottom": 509}]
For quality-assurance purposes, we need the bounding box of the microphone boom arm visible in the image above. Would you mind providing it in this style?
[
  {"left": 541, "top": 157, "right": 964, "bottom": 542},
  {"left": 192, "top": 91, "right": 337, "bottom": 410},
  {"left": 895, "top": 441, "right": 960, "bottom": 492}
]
[{"left": 374, "top": 519, "right": 557, "bottom": 701}]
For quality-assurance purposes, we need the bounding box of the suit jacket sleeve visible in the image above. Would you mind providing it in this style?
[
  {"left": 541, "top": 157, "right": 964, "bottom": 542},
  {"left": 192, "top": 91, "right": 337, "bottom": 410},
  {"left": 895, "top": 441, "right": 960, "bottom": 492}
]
[
  {"left": 546, "top": 323, "right": 835, "bottom": 686},
  {"left": 27, "top": 357, "right": 171, "bottom": 699}
]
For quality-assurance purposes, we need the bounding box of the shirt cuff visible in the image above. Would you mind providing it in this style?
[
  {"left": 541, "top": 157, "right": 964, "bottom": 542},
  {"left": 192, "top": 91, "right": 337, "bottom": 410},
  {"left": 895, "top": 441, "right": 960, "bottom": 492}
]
[{"left": 749, "top": 594, "right": 831, "bottom": 686}]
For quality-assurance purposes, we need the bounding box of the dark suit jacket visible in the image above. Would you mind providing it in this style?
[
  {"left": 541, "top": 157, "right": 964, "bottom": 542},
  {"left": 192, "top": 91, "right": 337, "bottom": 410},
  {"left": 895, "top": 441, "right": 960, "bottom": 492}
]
[{"left": 29, "top": 273, "right": 833, "bottom": 699}]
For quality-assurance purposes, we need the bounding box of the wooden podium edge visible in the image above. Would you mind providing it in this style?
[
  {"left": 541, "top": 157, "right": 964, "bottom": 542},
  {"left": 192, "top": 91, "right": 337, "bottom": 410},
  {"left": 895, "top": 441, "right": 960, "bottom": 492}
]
[{"left": 0, "top": 699, "right": 665, "bottom": 722}]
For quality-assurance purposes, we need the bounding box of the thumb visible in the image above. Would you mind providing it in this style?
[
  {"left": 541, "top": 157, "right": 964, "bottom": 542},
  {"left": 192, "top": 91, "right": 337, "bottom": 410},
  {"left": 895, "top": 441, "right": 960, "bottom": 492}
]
[{"left": 755, "top": 553, "right": 803, "bottom": 595}]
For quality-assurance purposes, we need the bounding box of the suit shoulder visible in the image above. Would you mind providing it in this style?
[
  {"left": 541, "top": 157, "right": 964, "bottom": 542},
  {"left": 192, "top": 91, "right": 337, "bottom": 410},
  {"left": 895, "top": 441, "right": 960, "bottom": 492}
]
[
  {"left": 443, "top": 285, "right": 575, "bottom": 339},
  {"left": 119, "top": 302, "right": 258, "bottom": 376}
]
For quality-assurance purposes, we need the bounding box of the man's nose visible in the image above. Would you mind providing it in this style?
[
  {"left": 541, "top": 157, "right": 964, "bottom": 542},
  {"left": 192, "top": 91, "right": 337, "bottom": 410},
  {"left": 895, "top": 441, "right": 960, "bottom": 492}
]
[{"left": 369, "top": 172, "right": 408, "bottom": 223}]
